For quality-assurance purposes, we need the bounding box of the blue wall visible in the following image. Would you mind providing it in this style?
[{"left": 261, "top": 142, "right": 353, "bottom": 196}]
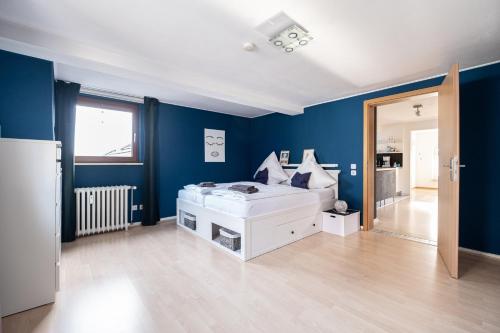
[
  {"left": 459, "top": 63, "right": 500, "bottom": 255},
  {"left": 251, "top": 62, "right": 500, "bottom": 255},
  {"left": 0, "top": 50, "right": 55, "bottom": 140},
  {"left": 250, "top": 76, "right": 444, "bottom": 213},
  {"left": 158, "top": 104, "right": 251, "bottom": 217}
]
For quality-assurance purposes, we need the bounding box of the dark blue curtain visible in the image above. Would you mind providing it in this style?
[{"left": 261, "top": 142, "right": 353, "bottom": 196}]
[
  {"left": 55, "top": 81, "right": 80, "bottom": 242},
  {"left": 143, "top": 97, "right": 159, "bottom": 226}
]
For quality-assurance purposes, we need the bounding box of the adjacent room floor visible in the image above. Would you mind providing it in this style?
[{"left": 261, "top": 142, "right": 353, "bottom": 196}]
[
  {"left": 375, "top": 188, "right": 438, "bottom": 243},
  {"left": 3, "top": 221, "right": 500, "bottom": 333}
]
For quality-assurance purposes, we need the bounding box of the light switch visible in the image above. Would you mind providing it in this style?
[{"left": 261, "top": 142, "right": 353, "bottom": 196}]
[
  {"left": 351, "top": 170, "right": 357, "bottom": 176},
  {"left": 351, "top": 164, "right": 357, "bottom": 170}
]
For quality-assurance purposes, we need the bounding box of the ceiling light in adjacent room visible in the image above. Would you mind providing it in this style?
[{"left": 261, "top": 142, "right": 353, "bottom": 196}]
[{"left": 413, "top": 104, "right": 423, "bottom": 117}]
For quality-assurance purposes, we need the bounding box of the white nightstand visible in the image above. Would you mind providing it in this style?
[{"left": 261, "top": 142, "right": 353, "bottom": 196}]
[{"left": 322, "top": 209, "right": 360, "bottom": 236}]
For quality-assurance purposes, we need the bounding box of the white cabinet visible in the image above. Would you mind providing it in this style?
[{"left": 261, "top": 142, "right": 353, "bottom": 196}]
[
  {"left": 322, "top": 210, "right": 360, "bottom": 236},
  {"left": 0, "top": 139, "right": 61, "bottom": 317}
]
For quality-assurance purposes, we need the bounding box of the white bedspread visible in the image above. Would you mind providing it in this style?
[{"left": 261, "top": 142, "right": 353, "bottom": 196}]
[
  {"left": 179, "top": 182, "right": 336, "bottom": 217},
  {"left": 179, "top": 183, "right": 231, "bottom": 205},
  {"left": 205, "top": 184, "right": 335, "bottom": 218},
  {"left": 211, "top": 183, "right": 307, "bottom": 201}
]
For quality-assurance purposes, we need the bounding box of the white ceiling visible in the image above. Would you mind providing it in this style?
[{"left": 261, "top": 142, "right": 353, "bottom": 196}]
[
  {"left": 377, "top": 94, "right": 438, "bottom": 126},
  {"left": 0, "top": 0, "right": 499, "bottom": 117}
]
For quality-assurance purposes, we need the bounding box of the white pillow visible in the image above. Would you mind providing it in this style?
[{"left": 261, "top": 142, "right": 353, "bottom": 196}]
[
  {"left": 254, "top": 152, "right": 289, "bottom": 185},
  {"left": 291, "top": 158, "right": 337, "bottom": 189}
]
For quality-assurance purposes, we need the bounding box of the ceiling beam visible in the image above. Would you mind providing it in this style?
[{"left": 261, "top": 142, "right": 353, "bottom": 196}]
[{"left": 0, "top": 19, "right": 303, "bottom": 116}]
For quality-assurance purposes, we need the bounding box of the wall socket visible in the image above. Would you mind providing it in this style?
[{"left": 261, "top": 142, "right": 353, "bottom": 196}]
[{"left": 132, "top": 204, "right": 144, "bottom": 211}]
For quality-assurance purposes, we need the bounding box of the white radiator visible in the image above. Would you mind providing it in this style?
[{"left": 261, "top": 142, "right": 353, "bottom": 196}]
[{"left": 75, "top": 185, "right": 136, "bottom": 237}]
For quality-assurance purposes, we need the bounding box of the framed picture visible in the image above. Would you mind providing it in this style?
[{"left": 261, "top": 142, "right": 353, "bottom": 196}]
[
  {"left": 302, "top": 149, "right": 315, "bottom": 162},
  {"left": 204, "top": 129, "right": 225, "bottom": 162},
  {"left": 279, "top": 150, "right": 290, "bottom": 165}
]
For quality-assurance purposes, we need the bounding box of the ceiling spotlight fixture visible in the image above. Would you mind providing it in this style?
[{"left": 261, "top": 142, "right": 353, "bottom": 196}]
[
  {"left": 413, "top": 104, "right": 423, "bottom": 117},
  {"left": 269, "top": 24, "right": 313, "bottom": 54}
]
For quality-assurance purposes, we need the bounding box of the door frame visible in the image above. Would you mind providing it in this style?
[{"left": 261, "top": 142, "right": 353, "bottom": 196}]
[{"left": 362, "top": 86, "right": 439, "bottom": 231}]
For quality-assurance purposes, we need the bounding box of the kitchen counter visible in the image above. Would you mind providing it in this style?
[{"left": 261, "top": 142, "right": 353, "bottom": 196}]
[{"left": 376, "top": 168, "right": 396, "bottom": 203}]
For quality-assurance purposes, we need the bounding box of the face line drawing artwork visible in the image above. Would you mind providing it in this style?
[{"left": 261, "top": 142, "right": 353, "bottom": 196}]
[{"left": 205, "top": 129, "right": 225, "bottom": 162}]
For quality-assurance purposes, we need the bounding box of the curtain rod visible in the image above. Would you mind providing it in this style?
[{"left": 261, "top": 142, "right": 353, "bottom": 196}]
[{"left": 80, "top": 86, "right": 144, "bottom": 104}]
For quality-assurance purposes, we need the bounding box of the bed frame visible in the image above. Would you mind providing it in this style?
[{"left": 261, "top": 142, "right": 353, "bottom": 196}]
[{"left": 176, "top": 167, "right": 340, "bottom": 261}]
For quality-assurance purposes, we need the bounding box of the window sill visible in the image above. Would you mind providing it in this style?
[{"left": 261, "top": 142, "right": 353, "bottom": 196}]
[{"left": 75, "top": 163, "right": 144, "bottom": 166}]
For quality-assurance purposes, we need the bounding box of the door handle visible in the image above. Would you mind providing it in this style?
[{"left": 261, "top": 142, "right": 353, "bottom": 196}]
[{"left": 444, "top": 156, "right": 461, "bottom": 182}]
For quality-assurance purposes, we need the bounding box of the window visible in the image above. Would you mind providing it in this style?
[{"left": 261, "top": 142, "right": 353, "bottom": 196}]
[{"left": 75, "top": 96, "right": 138, "bottom": 163}]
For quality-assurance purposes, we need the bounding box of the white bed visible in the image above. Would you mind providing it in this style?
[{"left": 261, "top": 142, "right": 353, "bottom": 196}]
[
  {"left": 204, "top": 185, "right": 335, "bottom": 218},
  {"left": 176, "top": 168, "right": 340, "bottom": 261}
]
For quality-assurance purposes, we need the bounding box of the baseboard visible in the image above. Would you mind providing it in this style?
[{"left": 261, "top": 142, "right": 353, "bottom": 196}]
[
  {"left": 160, "top": 216, "right": 177, "bottom": 223},
  {"left": 128, "top": 216, "right": 176, "bottom": 228},
  {"left": 459, "top": 247, "right": 500, "bottom": 260}
]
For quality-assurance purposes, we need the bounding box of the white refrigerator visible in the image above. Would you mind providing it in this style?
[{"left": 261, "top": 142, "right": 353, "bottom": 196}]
[{"left": 0, "top": 138, "right": 62, "bottom": 317}]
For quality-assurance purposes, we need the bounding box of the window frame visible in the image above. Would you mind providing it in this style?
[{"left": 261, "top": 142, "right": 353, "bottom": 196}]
[{"left": 75, "top": 96, "right": 139, "bottom": 164}]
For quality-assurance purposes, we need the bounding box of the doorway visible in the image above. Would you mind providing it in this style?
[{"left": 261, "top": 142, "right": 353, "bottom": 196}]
[
  {"left": 363, "top": 63, "right": 461, "bottom": 279},
  {"left": 373, "top": 98, "right": 439, "bottom": 244}
]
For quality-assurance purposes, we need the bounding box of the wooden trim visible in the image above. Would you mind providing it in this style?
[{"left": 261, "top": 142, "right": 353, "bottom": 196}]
[
  {"left": 362, "top": 86, "right": 439, "bottom": 231},
  {"left": 75, "top": 96, "right": 139, "bottom": 164},
  {"left": 364, "top": 86, "right": 439, "bottom": 107}
]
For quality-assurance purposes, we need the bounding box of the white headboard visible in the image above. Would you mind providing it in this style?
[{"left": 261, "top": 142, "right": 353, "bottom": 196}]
[{"left": 282, "top": 165, "right": 340, "bottom": 196}]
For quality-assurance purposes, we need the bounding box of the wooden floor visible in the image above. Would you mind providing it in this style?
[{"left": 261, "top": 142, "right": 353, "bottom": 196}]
[
  {"left": 376, "top": 188, "right": 438, "bottom": 242},
  {"left": 3, "top": 221, "right": 500, "bottom": 333}
]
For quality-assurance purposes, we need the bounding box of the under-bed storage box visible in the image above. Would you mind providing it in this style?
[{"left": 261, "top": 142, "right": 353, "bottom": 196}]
[
  {"left": 218, "top": 228, "right": 241, "bottom": 251},
  {"left": 180, "top": 211, "right": 197, "bottom": 230}
]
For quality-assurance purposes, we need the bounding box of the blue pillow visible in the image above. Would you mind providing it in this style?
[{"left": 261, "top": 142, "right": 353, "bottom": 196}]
[
  {"left": 291, "top": 172, "right": 312, "bottom": 189},
  {"left": 254, "top": 168, "right": 269, "bottom": 184}
]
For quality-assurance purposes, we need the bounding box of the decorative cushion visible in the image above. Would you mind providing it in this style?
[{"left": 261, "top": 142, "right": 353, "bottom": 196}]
[
  {"left": 253, "top": 152, "right": 289, "bottom": 185},
  {"left": 291, "top": 158, "right": 337, "bottom": 189},
  {"left": 291, "top": 172, "right": 312, "bottom": 189},
  {"left": 254, "top": 168, "right": 269, "bottom": 185}
]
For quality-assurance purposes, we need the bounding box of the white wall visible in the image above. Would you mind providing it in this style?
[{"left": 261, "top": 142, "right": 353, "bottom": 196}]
[
  {"left": 411, "top": 129, "right": 439, "bottom": 188},
  {"left": 378, "top": 119, "right": 437, "bottom": 195}
]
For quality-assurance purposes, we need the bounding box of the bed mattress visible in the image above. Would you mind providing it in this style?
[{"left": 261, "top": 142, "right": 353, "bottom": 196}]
[
  {"left": 204, "top": 184, "right": 336, "bottom": 218},
  {"left": 178, "top": 182, "right": 233, "bottom": 206},
  {"left": 178, "top": 189, "right": 206, "bottom": 205}
]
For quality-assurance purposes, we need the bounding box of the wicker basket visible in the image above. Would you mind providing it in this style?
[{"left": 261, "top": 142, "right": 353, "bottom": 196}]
[
  {"left": 219, "top": 228, "right": 241, "bottom": 251},
  {"left": 183, "top": 213, "right": 196, "bottom": 230}
]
